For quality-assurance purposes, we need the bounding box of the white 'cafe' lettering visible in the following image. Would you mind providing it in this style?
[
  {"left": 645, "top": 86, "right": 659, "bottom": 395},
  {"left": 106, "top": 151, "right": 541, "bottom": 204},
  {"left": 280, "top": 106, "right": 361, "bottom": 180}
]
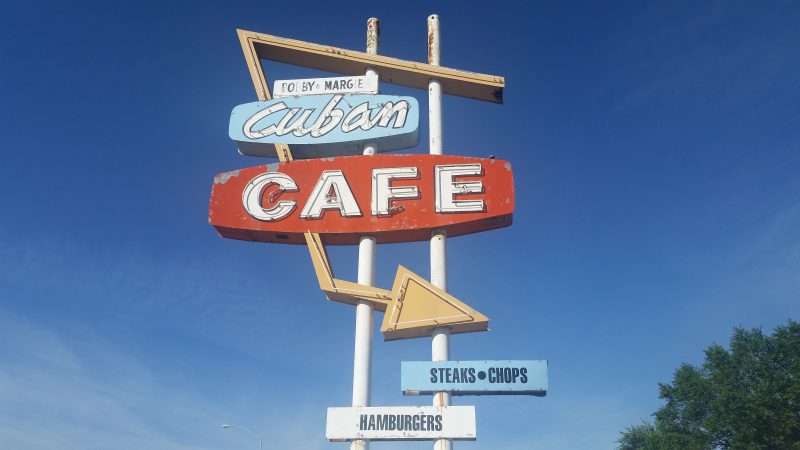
[
  {"left": 242, "top": 164, "right": 485, "bottom": 222},
  {"left": 243, "top": 94, "right": 409, "bottom": 140}
]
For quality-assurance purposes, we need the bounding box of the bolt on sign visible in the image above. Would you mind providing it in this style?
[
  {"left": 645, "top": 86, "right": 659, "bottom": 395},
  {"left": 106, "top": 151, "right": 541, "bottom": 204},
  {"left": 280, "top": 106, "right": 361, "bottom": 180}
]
[
  {"left": 401, "top": 361, "right": 548, "bottom": 396},
  {"left": 230, "top": 94, "right": 419, "bottom": 158},
  {"left": 209, "top": 154, "right": 514, "bottom": 245}
]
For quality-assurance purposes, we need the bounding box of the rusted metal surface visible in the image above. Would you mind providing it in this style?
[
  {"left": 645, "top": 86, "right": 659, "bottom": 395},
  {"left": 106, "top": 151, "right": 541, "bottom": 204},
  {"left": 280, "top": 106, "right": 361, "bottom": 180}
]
[
  {"left": 427, "top": 14, "right": 439, "bottom": 65},
  {"left": 366, "top": 18, "right": 379, "bottom": 56}
]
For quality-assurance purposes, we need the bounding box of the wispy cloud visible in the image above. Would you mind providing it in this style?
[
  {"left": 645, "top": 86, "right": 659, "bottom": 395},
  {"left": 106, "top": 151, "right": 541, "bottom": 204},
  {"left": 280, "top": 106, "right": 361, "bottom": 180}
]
[
  {"left": 0, "top": 310, "right": 340, "bottom": 450},
  {"left": 726, "top": 200, "right": 800, "bottom": 271},
  {"left": 0, "top": 310, "right": 218, "bottom": 449},
  {"left": 0, "top": 235, "right": 345, "bottom": 362}
]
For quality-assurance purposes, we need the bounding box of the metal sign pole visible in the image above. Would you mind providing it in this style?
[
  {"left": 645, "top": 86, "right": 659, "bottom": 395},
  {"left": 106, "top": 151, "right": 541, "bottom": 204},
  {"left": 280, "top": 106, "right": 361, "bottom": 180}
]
[
  {"left": 351, "top": 17, "right": 380, "bottom": 450},
  {"left": 428, "top": 14, "right": 453, "bottom": 450}
]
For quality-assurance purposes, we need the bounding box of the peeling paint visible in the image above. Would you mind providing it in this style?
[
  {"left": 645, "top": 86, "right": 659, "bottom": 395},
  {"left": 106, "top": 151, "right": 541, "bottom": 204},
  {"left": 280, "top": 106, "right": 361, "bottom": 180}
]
[
  {"left": 214, "top": 169, "right": 240, "bottom": 184},
  {"left": 504, "top": 162, "right": 511, "bottom": 171},
  {"left": 266, "top": 163, "right": 279, "bottom": 172}
]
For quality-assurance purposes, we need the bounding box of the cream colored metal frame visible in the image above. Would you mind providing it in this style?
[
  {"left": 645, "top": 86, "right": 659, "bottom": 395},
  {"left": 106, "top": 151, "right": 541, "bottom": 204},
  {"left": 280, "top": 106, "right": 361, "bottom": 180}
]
[{"left": 236, "top": 29, "right": 493, "bottom": 340}]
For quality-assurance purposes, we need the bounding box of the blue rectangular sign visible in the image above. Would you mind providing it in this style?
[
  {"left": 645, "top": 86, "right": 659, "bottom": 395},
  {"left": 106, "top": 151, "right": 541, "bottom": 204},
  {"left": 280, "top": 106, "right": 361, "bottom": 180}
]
[
  {"left": 401, "top": 360, "right": 548, "bottom": 396},
  {"left": 229, "top": 94, "right": 419, "bottom": 159}
]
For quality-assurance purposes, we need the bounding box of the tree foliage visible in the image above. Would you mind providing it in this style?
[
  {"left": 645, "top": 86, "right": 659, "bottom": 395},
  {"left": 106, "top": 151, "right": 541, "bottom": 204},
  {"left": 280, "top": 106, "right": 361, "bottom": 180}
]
[{"left": 618, "top": 320, "right": 800, "bottom": 449}]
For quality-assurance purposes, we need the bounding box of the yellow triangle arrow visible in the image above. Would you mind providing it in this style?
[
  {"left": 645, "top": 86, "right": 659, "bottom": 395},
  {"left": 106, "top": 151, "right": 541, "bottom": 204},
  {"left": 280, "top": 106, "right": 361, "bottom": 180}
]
[
  {"left": 380, "top": 265, "right": 489, "bottom": 340},
  {"left": 304, "top": 232, "right": 489, "bottom": 340}
]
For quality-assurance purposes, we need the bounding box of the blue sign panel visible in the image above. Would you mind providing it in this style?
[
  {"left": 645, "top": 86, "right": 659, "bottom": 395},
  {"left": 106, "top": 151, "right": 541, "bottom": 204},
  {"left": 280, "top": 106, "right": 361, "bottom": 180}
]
[
  {"left": 229, "top": 94, "right": 419, "bottom": 159},
  {"left": 401, "top": 360, "right": 548, "bottom": 396}
]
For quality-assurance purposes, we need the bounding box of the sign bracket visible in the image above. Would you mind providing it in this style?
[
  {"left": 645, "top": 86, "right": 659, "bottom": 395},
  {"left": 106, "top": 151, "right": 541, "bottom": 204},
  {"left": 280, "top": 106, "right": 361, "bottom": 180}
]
[
  {"left": 304, "top": 232, "right": 489, "bottom": 340},
  {"left": 236, "top": 29, "right": 505, "bottom": 104},
  {"left": 305, "top": 231, "right": 392, "bottom": 311}
]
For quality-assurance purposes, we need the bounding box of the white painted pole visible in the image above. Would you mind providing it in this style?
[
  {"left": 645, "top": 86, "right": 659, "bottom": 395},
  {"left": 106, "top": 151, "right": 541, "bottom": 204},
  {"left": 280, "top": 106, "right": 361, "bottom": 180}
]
[
  {"left": 428, "top": 14, "right": 452, "bottom": 450},
  {"left": 351, "top": 17, "right": 380, "bottom": 450},
  {"left": 428, "top": 17, "right": 443, "bottom": 158}
]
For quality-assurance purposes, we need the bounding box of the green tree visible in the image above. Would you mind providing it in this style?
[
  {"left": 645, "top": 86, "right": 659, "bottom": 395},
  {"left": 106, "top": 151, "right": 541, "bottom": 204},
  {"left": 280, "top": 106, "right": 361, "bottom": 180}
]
[
  {"left": 617, "top": 320, "right": 800, "bottom": 450},
  {"left": 617, "top": 421, "right": 664, "bottom": 449}
]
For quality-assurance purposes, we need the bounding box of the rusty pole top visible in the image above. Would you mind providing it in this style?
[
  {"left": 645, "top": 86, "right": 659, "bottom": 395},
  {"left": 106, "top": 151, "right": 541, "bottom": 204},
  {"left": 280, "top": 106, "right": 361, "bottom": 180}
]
[
  {"left": 367, "top": 18, "right": 380, "bottom": 56},
  {"left": 427, "top": 14, "right": 440, "bottom": 66}
]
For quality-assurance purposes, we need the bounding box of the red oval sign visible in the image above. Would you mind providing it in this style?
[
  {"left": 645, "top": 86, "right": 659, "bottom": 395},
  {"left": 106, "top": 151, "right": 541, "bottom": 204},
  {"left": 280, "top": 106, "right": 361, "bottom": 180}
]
[{"left": 209, "top": 154, "right": 514, "bottom": 245}]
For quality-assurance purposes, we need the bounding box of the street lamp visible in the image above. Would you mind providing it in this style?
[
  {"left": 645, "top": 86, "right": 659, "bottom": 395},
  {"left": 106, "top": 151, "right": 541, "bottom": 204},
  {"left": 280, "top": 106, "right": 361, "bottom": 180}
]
[{"left": 221, "top": 423, "right": 263, "bottom": 449}]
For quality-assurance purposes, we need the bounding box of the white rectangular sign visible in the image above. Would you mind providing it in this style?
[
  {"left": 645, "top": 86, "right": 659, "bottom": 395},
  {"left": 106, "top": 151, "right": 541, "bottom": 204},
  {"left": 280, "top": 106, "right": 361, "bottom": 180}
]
[
  {"left": 273, "top": 74, "right": 378, "bottom": 97},
  {"left": 326, "top": 406, "right": 476, "bottom": 441}
]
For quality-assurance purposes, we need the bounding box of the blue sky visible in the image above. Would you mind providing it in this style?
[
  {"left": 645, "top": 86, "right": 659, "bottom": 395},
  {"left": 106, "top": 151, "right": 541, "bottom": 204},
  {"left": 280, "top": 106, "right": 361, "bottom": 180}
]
[{"left": 1, "top": 1, "right": 799, "bottom": 449}]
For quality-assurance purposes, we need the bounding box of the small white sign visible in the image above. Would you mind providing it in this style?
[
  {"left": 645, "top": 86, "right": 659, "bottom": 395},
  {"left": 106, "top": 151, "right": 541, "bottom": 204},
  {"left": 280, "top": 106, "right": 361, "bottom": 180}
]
[
  {"left": 273, "top": 75, "right": 378, "bottom": 97},
  {"left": 326, "top": 406, "right": 476, "bottom": 441}
]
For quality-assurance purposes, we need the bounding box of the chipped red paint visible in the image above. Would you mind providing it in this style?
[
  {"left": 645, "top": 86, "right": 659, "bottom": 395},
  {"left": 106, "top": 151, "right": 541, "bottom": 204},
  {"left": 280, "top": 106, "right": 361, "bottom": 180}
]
[{"left": 209, "top": 154, "right": 514, "bottom": 245}]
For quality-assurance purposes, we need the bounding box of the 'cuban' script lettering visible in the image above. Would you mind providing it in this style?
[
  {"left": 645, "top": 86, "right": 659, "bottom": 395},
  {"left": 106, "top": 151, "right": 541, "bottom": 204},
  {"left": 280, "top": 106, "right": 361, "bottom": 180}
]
[{"left": 243, "top": 94, "right": 409, "bottom": 139}]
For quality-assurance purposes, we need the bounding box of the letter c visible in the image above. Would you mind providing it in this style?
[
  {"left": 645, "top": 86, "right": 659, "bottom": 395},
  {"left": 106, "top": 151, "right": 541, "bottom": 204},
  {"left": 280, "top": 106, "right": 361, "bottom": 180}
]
[{"left": 242, "top": 172, "right": 299, "bottom": 221}]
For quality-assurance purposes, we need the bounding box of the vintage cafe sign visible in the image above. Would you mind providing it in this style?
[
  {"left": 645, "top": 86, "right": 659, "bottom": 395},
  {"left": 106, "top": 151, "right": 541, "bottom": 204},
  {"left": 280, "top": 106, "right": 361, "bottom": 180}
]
[
  {"left": 209, "top": 154, "right": 514, "bottom": 245},
  {"left": 229, "top": 94, "right": 419, "bottom": 158}
]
